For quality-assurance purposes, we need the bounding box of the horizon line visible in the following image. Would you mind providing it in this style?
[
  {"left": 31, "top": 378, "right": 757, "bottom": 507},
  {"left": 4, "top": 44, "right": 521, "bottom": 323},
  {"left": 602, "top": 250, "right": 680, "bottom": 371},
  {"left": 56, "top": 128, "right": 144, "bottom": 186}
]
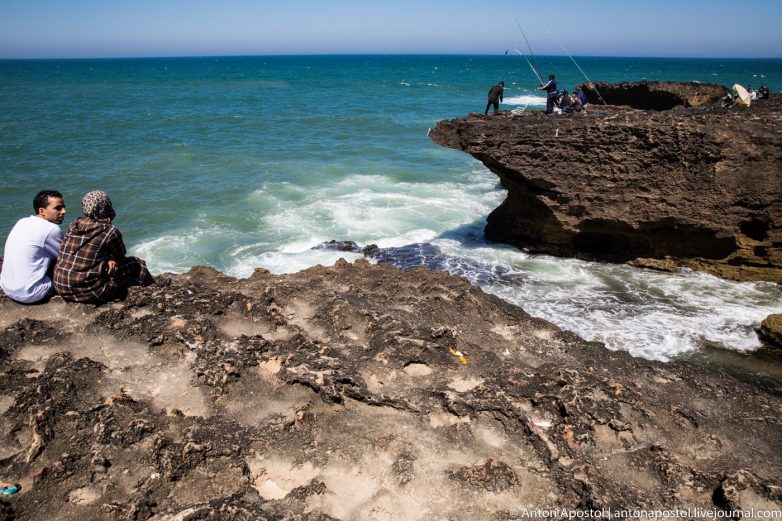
[{"left": 2, "top": 52, "right": 781, "bottom": 62}]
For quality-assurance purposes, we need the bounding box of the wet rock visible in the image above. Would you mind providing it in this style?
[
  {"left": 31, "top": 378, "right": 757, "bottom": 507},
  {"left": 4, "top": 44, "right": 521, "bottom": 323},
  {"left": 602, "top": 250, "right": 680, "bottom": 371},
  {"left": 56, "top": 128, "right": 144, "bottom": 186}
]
[
  {"left": 759, "top": 314, "right": 782, "bottom": 349},
  {"left": 315, "top": 239, "right": 382, "bottom": 258},
  {"left": 315, "top": 240, "right": 363, "bottom": 252}
]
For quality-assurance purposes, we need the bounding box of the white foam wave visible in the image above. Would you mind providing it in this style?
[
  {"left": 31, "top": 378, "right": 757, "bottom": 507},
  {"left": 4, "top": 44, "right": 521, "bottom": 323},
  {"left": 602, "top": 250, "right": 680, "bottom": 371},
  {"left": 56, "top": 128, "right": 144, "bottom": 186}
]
[
  {"left": 134, "top": 169, "right": 504, "bottom": 279},
  {"left": 373, "top": 229, "right": 438, "bottom": 248},
  {"left": 131, "top": 166, "right": 782, "bottom": 362},
  {"left": 131, "top": 224, "right": 249, "bottom": 276},
  {"left": 504, "top": 95, "right": 547, "bottom": 106},
  {"left": 253, "top": 174, "right": 502, "bottom": 248},
  {"left": 434, "top": 245, "right": 782, "bottom": 361}
]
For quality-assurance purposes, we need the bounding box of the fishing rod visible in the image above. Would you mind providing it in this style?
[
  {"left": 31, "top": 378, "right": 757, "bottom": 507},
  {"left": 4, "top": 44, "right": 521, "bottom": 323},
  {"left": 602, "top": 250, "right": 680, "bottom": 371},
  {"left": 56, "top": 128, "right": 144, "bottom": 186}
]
[
  {"left": 547, "top": 29, "right": 607, "bottom": 105},
  {"left": 516, "top": 19, "right": 544, "bottom": 85},
  {"left": 737, "top": 73, "right": 764, "bottom": 91},
  {"left": 511, "top": 48, "right": 544, "bottom": 84}
]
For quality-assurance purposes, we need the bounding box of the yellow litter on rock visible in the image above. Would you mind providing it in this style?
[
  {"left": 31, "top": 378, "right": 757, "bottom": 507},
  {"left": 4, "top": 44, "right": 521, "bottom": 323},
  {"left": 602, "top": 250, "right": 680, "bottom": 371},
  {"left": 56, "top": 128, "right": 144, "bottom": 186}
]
[{"left": 450, "top": 348, "right": 467, "bottom": 365}]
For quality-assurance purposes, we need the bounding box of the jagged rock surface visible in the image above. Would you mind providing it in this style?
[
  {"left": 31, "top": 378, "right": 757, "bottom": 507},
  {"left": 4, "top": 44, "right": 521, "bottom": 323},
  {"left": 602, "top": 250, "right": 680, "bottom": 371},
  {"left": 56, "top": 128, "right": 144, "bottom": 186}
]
[
  {"left": 0, "top": 262, "right": 779, "bottom": 520},
  {"left": 429, "top": 85, "right": 782, "bottom": 282}
]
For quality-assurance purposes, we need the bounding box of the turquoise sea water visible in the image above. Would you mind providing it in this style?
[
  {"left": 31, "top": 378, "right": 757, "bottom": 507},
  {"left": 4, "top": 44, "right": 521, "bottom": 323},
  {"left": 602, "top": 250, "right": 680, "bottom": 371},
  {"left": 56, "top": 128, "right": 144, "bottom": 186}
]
[{"left": 2, "top": 55, "right": 782, "bottom": 366}]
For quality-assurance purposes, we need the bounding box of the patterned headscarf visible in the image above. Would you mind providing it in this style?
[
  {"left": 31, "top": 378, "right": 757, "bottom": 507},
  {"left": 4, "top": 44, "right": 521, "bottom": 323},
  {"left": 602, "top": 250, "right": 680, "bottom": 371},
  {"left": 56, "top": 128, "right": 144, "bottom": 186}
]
[{"left": 82, "top": 190, "right": 116, "bottom": 220}]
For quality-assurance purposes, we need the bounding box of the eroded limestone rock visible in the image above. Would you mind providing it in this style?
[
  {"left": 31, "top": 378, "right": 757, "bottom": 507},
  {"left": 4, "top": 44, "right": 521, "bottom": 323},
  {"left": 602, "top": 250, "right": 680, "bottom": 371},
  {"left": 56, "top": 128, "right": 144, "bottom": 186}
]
[
  {"left": 0, "top": 262, "right": 779, "bottom": 520},
  {"left": 430, "top": 84, "right": 782, "bottom": 282}
]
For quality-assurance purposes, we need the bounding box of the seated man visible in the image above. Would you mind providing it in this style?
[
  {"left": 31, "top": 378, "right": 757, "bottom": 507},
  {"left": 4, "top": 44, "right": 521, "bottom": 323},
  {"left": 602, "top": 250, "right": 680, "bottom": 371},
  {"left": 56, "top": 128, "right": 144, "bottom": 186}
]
[
  {"left": 557, "top": 90, "right": 572, "bottom": 110},
  {"left": 569, "top": 91, "right": 584, "bottom": 112},
  {"left": 1, "top": 190, "right": 67, "bottom": 304},
  {"left": 54, "top": 190, "right": 165, "bottom": 304}
]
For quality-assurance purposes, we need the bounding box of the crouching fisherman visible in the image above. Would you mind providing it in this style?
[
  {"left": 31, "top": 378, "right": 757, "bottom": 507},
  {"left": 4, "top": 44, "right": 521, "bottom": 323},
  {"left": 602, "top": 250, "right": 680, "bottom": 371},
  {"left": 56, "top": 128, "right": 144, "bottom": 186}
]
[
  {"left": 1, "top": 190, "right": 67, "bottom": 304},
  {"left": 54, "top": 190, "right": 167, "bottom": 304}
]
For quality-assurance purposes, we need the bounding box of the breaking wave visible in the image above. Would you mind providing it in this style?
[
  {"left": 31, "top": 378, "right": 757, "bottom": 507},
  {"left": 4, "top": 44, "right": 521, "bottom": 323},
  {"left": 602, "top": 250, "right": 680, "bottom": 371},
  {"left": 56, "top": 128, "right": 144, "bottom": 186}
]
[{"left": 503, "top": 94, "right": 547, "bottom": 106}]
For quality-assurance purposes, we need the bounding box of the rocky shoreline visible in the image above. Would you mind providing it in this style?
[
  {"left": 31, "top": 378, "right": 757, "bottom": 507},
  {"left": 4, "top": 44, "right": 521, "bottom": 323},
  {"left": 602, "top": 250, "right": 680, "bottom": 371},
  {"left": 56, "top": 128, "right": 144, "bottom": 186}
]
[
  {"left": 429, "top": 83, "right": 782, "bottom": 283},
  {"left": 0, "top": 262, "right": 780, "bottom": 519},
  {"left": 1, "top": 81, "right": 781, "bottom": 520}
]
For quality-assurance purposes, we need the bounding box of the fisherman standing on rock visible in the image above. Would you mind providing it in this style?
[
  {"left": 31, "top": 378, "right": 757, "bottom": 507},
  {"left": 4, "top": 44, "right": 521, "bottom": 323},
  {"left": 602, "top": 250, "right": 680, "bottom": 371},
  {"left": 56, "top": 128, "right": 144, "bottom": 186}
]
[
  {"left": 485, "top": 81, "right": 505, "bottom": 115},
  {"left": 538, "top": 74, "right": 558, "bottom": 114}
]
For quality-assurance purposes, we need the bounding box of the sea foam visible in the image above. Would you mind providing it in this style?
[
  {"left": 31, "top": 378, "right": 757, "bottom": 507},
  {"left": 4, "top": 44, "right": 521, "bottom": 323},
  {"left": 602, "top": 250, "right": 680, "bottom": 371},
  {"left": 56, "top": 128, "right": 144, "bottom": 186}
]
[{"left": 503, "top": 95, "right": 547, "bottom": 106}]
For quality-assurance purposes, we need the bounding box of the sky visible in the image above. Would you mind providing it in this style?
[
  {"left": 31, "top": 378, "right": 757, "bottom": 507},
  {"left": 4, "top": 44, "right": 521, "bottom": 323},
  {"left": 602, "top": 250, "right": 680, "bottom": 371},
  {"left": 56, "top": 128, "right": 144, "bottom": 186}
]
[{"left": 1, "top": 0, "right": 781, "bottom": 59}]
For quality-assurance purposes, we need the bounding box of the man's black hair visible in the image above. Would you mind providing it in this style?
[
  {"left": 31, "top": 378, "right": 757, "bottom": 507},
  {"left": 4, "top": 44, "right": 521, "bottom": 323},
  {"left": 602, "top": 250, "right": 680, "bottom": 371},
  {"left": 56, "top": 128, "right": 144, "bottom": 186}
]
[{"left": 33, "top": 190, "right": 63, "bottom": 212}]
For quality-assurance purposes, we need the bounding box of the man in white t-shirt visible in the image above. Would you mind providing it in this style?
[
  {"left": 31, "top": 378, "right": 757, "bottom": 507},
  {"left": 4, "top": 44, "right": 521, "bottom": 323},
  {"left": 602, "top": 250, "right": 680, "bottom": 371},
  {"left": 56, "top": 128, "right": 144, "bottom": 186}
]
[{"left": 1, "top": 190, "right": 67, "bottom": 304}]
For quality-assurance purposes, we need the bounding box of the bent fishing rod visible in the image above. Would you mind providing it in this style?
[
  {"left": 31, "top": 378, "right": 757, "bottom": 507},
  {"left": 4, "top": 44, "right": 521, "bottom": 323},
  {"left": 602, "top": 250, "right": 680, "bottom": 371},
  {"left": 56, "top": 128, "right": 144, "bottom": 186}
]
[
  {"left": 516, "top": 19, "right": 545, "bottom": 85},
  {"left": 511, "top": 48, "right": 544, "bottom": 84},
  {"left": 547, "top": 29, "right": 607, "bottom": 105}
]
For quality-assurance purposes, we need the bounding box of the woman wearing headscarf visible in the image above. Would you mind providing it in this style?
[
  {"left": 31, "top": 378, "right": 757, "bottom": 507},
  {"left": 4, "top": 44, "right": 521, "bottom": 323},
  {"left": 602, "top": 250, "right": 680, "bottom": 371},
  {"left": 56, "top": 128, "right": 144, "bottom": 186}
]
[{"left": 54, "top": 190, "right": 161, "bottom": 303}]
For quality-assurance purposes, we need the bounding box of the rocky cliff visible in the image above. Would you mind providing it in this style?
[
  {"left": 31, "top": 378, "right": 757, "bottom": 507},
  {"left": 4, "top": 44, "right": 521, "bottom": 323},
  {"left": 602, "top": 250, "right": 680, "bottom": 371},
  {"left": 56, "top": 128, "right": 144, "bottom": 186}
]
[
  {"left": 0, "top": 263, "right": 780, "bottom": 519},
  {"left": 429, "top": 84, "right": 782, "bottom": 282}
]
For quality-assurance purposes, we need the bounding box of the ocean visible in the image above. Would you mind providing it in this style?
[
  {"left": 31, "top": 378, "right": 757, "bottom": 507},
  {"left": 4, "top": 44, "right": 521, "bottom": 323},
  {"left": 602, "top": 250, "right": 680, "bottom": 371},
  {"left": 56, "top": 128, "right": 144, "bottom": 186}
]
[{"left": 2, "top": 55, "right": 781, "bottom": 378}]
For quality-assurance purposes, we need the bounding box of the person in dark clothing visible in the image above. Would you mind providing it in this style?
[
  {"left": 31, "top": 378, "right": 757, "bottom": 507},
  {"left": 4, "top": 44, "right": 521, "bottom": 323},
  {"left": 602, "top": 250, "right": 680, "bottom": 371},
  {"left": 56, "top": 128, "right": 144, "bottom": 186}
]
[
  {"left": 758, "top": 85, "right": 770, "bottom": 99},
  {"left": 721, "top": 92, "right": 736, "bottom": 108},
  {"left": 568, "top": 91, "right": 583, "bottom": 112},
  {"left": 485, "top": 81, "right": 505, "bottom": 115},
  {"left": 575, "top": 87, "right": 589, "bottom": 109},
  {"left": 556, "top": 90, "right": 571, "bottom": 109},
  {"left": 54, "top": 190, "right": 167, "bottom": 304},
  {"left": 538, "top": 75, "right": 557, "bottom": 114}
]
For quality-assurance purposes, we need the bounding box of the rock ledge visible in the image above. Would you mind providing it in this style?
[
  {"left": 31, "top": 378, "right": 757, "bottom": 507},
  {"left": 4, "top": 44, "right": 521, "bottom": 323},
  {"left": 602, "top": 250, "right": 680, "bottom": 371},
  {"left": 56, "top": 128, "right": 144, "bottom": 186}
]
[
  {"left": 430, "top": 83, "right": 782, "bottom": 282},
  {"left": 0, "top": 261, "right": 779, "bottom": 519}
]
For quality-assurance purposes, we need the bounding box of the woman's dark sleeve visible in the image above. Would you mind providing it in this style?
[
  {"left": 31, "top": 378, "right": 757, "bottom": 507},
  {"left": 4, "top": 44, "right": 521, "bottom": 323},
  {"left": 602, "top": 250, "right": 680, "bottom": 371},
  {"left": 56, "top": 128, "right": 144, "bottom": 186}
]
[{"left": 106, "top": 226, "right": 128, "bottom": 259}]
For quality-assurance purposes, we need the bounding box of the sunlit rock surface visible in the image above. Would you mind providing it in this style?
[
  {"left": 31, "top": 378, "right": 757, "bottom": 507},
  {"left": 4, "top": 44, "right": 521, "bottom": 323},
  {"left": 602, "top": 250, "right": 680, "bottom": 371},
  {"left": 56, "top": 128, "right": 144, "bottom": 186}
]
[{"left": 0, "top": 262, "right": 779, "bottom": 519}]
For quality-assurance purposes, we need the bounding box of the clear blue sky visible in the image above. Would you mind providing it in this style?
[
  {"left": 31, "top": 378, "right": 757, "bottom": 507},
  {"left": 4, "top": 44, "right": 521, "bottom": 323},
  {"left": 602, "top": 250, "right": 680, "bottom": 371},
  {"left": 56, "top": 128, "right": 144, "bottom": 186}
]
[{"left": 1, "top": 0, "right": 780, "bottom": 59}]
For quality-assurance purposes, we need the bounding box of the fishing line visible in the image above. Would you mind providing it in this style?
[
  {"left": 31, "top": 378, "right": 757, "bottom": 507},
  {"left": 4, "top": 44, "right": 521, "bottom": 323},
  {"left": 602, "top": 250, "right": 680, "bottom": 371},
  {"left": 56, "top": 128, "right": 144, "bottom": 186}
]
[
  {"left": 547, "top": 29, "right": 607, "bottom": 105},
  {"left": 511, "top": 48, "right": 544, "bottom": 84},
  {"left": 516, "top": 19, "right": 544, "bottom": 84}
]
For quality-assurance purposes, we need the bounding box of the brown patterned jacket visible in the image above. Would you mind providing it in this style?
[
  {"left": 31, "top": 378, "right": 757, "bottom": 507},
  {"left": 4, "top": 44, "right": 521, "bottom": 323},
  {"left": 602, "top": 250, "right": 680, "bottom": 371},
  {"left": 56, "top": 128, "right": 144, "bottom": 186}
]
[{"left": 53, "top": 217, "right": 126, "bottom": 303}]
